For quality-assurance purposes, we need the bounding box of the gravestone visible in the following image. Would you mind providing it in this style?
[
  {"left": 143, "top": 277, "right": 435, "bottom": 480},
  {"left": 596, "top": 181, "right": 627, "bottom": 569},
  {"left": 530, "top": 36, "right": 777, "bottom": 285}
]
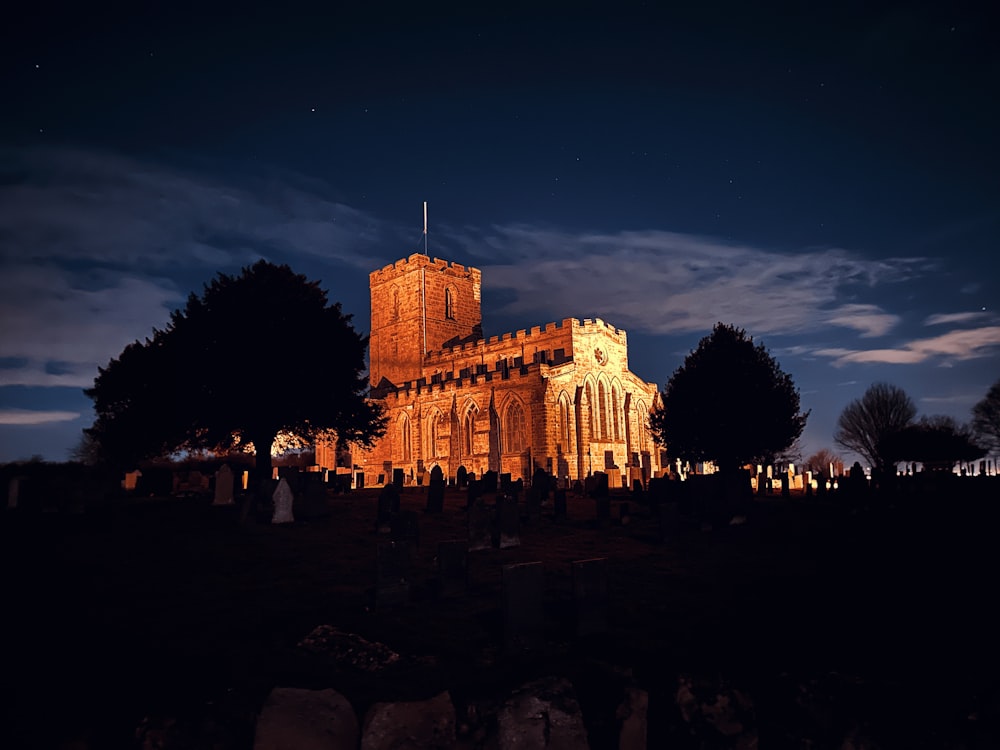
[
  {"left": 502, "top": 561, "right": 545, "bottom": 652},
  {"left": 271, "top": 477, "right": 295, "bottom": 524},
  {"left": 392, "top": 468, "right": 405, "bottom": 488},
  {"left": 466, "top": 478, "right": 484, "bottom": 509},
  {"left": 553, "top": 488, "right": 567, "bottom": 522},
  {"left": 437, "top": 540, "right": 468, "bottom": 597},
  {"left": 468, "top": 498, "right": 493, "bottom": 552},
  {"left": 572, "top": 557, "right": 609, "bottom": 637},
  {"left": 481, "top": 470, "right": 498, "bottom": 494},
  {"left": 376, "top": 483, "right": 400, "bottom": 531},
  {"left": 593, "top": 471, "right": 609, "bottom": 497},
  {"left": 391, "top": 509, "right": 420, "bottom": 548},
  {"left": 213, "top": 464, "right": 235, "bottom": 505},
  {"left": 425, "top": 478, "right": 445, "bottom": 513},
  {"left": 375, "top": 541, "right": 411, "bottom": 611},
  {"left": 429, "top": 465, "right": 444, "bottom": 483},
  {"left": 500, "top": 472, "right": 513, "bottom": 493},
  {"left": 499, "top": 494, "right": 521, "bottom": 548},
  {"left": 456, "top": 465, "right": 468, "bottom": 488}
]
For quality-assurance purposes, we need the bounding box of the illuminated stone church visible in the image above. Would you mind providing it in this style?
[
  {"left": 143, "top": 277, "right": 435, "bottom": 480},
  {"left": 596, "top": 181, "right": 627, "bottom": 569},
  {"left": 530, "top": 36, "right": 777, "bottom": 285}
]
[{"left": 326, "top": 253, "right": 662, "bottom": 486}]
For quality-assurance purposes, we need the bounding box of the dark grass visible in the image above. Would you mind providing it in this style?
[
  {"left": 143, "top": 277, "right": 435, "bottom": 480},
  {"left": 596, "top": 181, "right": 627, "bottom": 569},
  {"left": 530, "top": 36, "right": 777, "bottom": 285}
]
[{"left": 3, "top": 483, "right": 1000, "bottom": 748}]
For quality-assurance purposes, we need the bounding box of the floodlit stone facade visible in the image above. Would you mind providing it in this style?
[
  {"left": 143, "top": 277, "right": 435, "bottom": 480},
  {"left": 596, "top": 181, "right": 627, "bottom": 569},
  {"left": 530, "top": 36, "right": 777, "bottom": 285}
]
[{"left": 339, "top": 253, "right": 662, "bottom": 486}]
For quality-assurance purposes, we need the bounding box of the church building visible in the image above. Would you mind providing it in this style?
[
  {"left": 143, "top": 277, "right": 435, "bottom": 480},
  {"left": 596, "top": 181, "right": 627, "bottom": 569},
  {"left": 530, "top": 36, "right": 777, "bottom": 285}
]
[{"left": 330, "top": 253, "right": 663, "bottom": 486}]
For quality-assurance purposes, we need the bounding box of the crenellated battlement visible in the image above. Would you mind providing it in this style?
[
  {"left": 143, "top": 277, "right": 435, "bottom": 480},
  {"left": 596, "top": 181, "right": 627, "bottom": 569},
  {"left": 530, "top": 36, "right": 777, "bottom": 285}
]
[
  {"left": 369, "top": 253, "right": 481, "bottom": 285},
  {"left": 378, "top": 358, "right": 551, "bottom": 403},
  {"left": 421, "top": 316, "right": 627, "bottom": 365}
]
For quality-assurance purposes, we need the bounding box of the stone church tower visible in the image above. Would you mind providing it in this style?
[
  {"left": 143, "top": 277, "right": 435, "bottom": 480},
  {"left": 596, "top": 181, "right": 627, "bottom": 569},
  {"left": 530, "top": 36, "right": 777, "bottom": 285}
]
[
  {"left": 368, "top": 254, "right": 483, "bottom": 388},
  {"left": 334, "top": 253, "right": 663, "bottom": 487}
]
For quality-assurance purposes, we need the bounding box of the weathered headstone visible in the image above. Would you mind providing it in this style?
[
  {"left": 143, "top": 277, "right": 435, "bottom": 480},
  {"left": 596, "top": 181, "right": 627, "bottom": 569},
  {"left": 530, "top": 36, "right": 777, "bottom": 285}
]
[
  {"left": 499, "top": 494, "right": 521, "bottom": 548},
  {"left": 456, "top": 465, "right": 468, "bottom": 488},
  {"left": 392, "top": 467, "right": 405, "bottom": 488},
  {"left": 499, "top": 677, "right": 590, "bottom": 749},
  {"left": 468, "top": 498, "right": 493, "bottom": 552},
  {"left": 429, "top": 464, "right": 444, "bottom": 483},
  {"left": 481, "top": 470, "right": 498, "bottom": 494},
  {"left": 500, "top": 472, "right": 513, "bottom": 493},
  {"left": 213, "top": 464, "right": 235, "bottom": 505},
  {"left": 502, "top": 561, "right": 545, "bottom": 652},
  {"left": 375, "top": 541, "right": 411, "bottom": 610},
  {"left": 254, "top": 687, "right": 359, "bottom": 750},
  {"left": 376, "top": 483, "right": 400, "bottom": 531},
  {"left": 553, "top": 488, "right": 567, "bottom": 522},
  {"left": 361, "top": 691, "right": 455, "bottom": 749},
  {"left": 572, "top": 557, "right": 609, "bottom": 636},
  {"left": 437, "top": 540, "right": 468, "bottom": 597},
  {"left": 271, "top": 478, "right": 295, "bottom": 524},
  {"left": 425, "top": 478, "right": 445, "bottom": 513},
  {"left": 593, "top": 471, "right": 609, "bottom": 497},
  {"left": 391, "top": 509, "right": 420, "bottom": 548}
]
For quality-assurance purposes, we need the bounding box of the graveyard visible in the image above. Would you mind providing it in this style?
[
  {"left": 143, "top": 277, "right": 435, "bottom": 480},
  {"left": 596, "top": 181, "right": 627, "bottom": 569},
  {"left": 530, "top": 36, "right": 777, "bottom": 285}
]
[{"left": 2, "top": 474, "right": 1000, "bottom": 748}]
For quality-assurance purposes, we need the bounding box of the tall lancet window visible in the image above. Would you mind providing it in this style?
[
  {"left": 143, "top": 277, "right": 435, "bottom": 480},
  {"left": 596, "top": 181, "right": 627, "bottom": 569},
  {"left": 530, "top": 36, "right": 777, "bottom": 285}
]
[
  {"left": 444, "top": 287, "right": 455, "bottom": 319},
  {"left": 504, "top": 401, "right": 527, "bottom": 453},
  {"left": 399, "top": 413, "right": 412, "bottom": 463}
]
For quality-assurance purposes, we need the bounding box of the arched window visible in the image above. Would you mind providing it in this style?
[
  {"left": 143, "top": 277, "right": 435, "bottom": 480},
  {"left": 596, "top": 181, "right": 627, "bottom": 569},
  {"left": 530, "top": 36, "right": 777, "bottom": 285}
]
[
  {"left": 557, "top": 392, "right": 572, "bottom": 453},
  {"left": 463, "top": 406, "right": 478, "bottom": 457},
  {"left": 586, "top": 382, "right": 596, "bottom": 439},
  {"left": 445, "top": 287, "right": 454, "bottom": 319},
  {"left": 636, "top": 400, "right": 648, "bottom": 453},
  {"left": 399, "top": 413, "right": 411, "bottom": 462},
  {"left": 611, "top": 385, "right": 622, "bottom": 440},
  {"left": 598, "top": 380, "right": 609, "bottom": 439},
  {"left": 504, "top": 401, "right": 527, "bottom": 453},
  {"left": 426, "top": 410, "right": 442, "bottom": 458}
]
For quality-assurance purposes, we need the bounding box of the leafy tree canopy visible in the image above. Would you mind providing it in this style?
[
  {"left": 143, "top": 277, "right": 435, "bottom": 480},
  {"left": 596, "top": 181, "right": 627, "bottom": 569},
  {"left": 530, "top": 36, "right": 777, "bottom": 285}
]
[
  {"left": 834, "top": 382, "right": 916, "bottom": 472},
  {"left": 885, "top": 415, "right": 986, "bottom": 470},
  {"left": 649, "top": 322, "right": 808, "bottom": 471},
  {"left": 972, "top": 378, "right": 1000, "bottom": 454},
  {"left": 84, "top": 261, "right": 386, "bottom": 474}
]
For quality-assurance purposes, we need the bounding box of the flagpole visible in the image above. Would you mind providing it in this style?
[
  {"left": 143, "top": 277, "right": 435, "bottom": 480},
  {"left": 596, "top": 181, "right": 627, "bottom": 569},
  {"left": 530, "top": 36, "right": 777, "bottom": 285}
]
[{"left": 423, "top": 201, "right": 428, "bottom": 254}]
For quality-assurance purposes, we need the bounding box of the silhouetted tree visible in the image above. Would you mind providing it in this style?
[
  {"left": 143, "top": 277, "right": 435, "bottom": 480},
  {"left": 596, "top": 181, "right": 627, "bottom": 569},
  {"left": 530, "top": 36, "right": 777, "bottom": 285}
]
[
  {"left": 650, "top": 323, "right": 808, "bottom": 472},
  {"left": 805, "top": 448, "right": 843, "bottom": 476},
  {"left": 972, "top": 378, "right": 1000, "bottom": 454},
  {"left": 834, "top": 383, "right": 916, "bottom": 473},
  {"left": 885, "top": 415, "right": 985, "bottom": 471},
  {"left": 84, "top": 261, "right": 386, "bottom": 477}
]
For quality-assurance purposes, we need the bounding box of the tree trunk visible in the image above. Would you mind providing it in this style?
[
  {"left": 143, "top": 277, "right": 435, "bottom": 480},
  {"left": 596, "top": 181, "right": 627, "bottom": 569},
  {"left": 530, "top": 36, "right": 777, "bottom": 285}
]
[{"left": 239, "top": 431, "right": 276, "bottom": 525}]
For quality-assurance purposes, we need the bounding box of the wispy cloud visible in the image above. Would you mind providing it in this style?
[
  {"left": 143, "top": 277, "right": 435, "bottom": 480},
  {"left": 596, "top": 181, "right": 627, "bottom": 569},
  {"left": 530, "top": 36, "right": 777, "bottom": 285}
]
[
  {"left": 444, "top": 224, "right": 927, "bottom": 337},
  {"left": 0, "top": 146, "right": 395, "bottom": 269},
  {"left": 816, "top": 326, "right": 1000, "bottom": 366},
  {"left": 924, "top": 311, "right": 990, "bottom": 326},
  {"left": 0, "top": 409, "right": 81, "bottom": 425},
  {"left": 0, "top": 146, "right": 401, "bottom": 388}
]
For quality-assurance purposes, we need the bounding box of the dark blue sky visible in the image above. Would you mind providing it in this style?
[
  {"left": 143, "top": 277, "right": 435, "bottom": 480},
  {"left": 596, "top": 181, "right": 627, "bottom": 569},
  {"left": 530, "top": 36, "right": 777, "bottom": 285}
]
[{"left": 1, "top": 3, "right": 998, "bottom": 464}]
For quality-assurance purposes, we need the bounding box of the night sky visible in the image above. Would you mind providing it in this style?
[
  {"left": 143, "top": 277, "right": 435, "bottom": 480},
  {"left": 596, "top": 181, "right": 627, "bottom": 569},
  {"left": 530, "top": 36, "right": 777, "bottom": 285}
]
[{"left": 1, "top": 3, "right": 997, "bottom": 465}]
